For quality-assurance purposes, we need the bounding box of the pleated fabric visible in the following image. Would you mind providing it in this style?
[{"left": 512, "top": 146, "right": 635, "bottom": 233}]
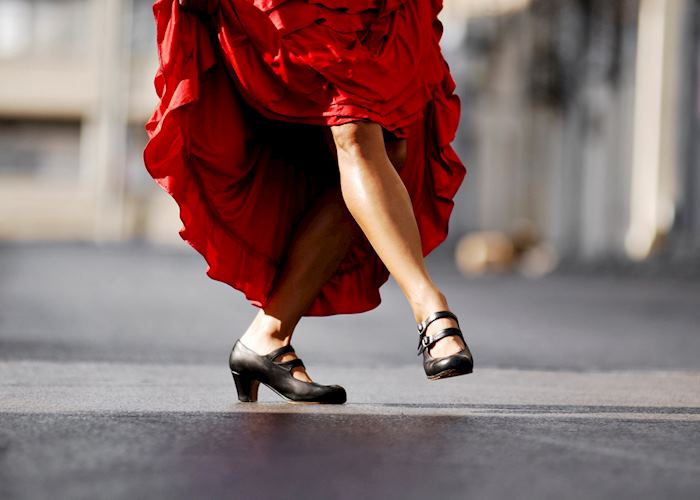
[{"left": 143, "top": 0, "right": 467, "bottom": 316}]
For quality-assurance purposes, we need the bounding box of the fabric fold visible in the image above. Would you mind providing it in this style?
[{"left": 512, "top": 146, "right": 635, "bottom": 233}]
[{"left": 144, "top": 0, "right": 467, "bottom": 316}]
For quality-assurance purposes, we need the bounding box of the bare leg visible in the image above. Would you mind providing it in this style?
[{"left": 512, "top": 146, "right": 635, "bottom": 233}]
[
  {"left": 238, "top": 127, "right": 410, "bottom": 381},
  {"left": 329, "top": 120, "right": 466, "bottom": 358},
  {"left": 238, "top": 183, "right": 362, "bottom": 382}
]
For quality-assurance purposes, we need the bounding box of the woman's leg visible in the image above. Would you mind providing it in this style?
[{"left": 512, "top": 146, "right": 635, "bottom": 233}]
[
  {"left": 238, "top": 183, "right": 361, "bottom": 382},
  {"left": 237, "top": 123, "right": 442, "bottom": 384},
  {"left": 329, "top": 120, "right": 466, "bottom": 358},
  {"left": 238, "top": 128, "right": 410, "bottom": 382}
]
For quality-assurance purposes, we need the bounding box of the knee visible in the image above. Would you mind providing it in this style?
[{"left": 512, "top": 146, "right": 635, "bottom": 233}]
[
  {"left": 329, "top": 120, "right": 380, "bottom": 157},
  {"left": 329, "top": 121, "right": 406, "bottom": 172}
]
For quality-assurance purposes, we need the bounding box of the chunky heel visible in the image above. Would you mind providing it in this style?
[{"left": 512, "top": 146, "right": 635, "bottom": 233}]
[{"left": 231, "top": 370, "right": 260, "bottom": 402}]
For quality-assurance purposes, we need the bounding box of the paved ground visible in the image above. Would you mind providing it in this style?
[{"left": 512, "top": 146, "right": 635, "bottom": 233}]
[{"left": 1, "top": 241, "right": 699, "bottom": 499}]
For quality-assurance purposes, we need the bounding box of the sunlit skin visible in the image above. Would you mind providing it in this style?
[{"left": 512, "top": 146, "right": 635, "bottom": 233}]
[{"left": 239, "top": 121, "right": 466, "bottom": 383}]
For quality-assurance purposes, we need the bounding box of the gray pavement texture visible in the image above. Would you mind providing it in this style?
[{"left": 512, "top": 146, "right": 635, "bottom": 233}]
[{"left": 1, "top": 241, "right": 700, "bottom": 500}]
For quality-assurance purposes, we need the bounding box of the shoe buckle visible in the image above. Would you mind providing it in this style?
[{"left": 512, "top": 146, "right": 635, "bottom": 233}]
[{"left": 417, "top": 333, "right": 432, "bottom": 354}]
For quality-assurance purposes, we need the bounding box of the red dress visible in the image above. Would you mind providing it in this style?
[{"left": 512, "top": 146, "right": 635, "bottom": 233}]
[{"left": 143, "top": 0, "right": 467, "bottom": 316}]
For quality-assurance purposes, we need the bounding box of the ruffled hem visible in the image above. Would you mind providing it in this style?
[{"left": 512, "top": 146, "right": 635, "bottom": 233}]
[{"left": 144, "top": 0, "right": 466, "bottom": 316}]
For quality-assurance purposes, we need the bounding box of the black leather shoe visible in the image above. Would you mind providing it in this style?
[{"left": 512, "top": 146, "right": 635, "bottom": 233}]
[
  {"left": 417, "top": 310, "right": 474, "bottom": 380},
  {"left": 229, "top": 339, "right": 347, "bottom": 404}
]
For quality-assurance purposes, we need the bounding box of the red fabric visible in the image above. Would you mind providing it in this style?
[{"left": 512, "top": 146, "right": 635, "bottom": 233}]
[{"left": 143, "top": 0, "right": 467, "bottom": 316}]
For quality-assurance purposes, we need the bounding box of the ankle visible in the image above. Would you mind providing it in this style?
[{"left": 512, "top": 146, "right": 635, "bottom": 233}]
[
  {"left": 410, "top": 288, "right": 451, "bottom": 324},
  {"left": 239, "top": 313, "right": 293, "bottom": 351}
]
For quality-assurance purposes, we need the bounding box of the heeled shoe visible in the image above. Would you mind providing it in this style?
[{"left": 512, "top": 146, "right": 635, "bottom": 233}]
[
  {"left": 417, "top": 310, "right": 474, "bottom": 380},
  {"left": 228, "top": 339, "right": 347, "bottom": 404}
]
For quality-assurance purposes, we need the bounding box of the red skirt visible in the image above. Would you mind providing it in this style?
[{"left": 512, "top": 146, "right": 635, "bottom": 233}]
[{"left": 143, "top": 0, "right": 467, "bottom": 316}]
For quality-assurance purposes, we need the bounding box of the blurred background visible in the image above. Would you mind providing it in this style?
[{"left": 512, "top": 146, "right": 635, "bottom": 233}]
[
  {"left": 2, "top": 3, "right": 700, "bottom": 498},
  {"left": 0, "top": 0, "right": 700, "bottom": 275},
  {"left": 1, "top": 0, "right": 698, "bottom": 274},
  {"left": 0, "top": 0, "right": 698, "bottom": 275}
]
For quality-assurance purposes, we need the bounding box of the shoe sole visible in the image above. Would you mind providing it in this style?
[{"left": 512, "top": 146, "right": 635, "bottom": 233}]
[
  {"left": 233, "top": 372, "right": 346, "bottom": 405},
  {"left": 262, "top": 382, "right": 345, "bottom": 404},
  {"left": 427, "top": 367, "right": 473, "bottom": 380}
]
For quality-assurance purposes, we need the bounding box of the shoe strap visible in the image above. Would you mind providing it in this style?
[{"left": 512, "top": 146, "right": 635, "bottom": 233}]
[
  {"left": 417, "top": 327, "right": 464, "bottom": 355},
  {"left": 276, "top": 358, "right": 305, "bottom": 371},
  {"left": 265, "top": 344, "right": 295, "bottom": 361},
  {"left": 417, "top": 310, "right": 459, "bottom": 335},
  {"left": 418, "top": 311, "right": 459, "bottom": 333}
]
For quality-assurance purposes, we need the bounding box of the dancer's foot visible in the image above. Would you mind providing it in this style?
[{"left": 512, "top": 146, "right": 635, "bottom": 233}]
[
  {"left": 419, "top": 314, "right": 467, "bottom": 358},
  {"left": 414, "top": 291, "right": 467, "bottom": 358}
]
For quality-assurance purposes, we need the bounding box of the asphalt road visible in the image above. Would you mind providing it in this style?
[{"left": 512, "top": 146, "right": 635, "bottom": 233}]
[{"left": 1, "top": 241, "right": 699, "bottom": 500}]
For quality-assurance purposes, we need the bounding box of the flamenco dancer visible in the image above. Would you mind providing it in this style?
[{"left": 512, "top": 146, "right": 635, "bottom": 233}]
[{"left": 144, "top": 0, "right": 474, "bottom": 404}]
